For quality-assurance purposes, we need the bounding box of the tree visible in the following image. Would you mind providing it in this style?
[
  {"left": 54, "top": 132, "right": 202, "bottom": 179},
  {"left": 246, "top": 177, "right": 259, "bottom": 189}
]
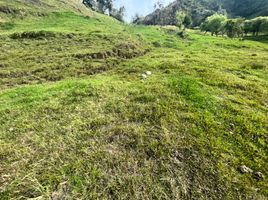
[
  {"left": 83, "top": 0, "right": 97, "bottom": 11},
  {"left": 260, "top": 17, "right": 268, "bottom": 35},
  {"left": 83, "top": 0, "right": 125, "bottom": 22},
  {"left": 243, "top": 17, "right": 268, "bottom": 36},
  {"left": 184, "top": 15, "right": 192, "bottom": 28},
  {"left": 110, "top": 6, "right": 125, "bottom": 22},
  {"left": 244, "top": 20, "right": 254, "bottom": 36},
  {"left": 251, "top": 17, "right": 263, "bottom": 36},
  {"left": 201, "top": 15, "right": 267, "bottom": 37},
  {"left": 154, "top": 1, "right": 164, "bottom": 10},
  {"left": 224, "top": 18, "right": 244, "bottom": 38},
  {"left": 253, "top": 17, "right": 268, "bottom": 36},
  {"left": 83, "top": 0, "right": 113, "bottom": 14},
  {"left": 201, "top": 14, "right": 227, "bottom": 36},
  {"left": 132, "top": 13, "right": 143, "bottom": 24},
  {"left": 176, "top": 11, "right": 192, "bottom": 30},
  {"left": 176, "top": 11, "right": 186, "bottom": 29},
  {"left": 200, "top": 20, "right": 210, "bottom": 34},
  {"left": 106, "top": 0, "right": 113, "bottom": 13}
]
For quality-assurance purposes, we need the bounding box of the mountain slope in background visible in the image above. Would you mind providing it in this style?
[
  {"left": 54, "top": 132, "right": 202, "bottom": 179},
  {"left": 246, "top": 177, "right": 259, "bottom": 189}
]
[
  {"left": 220, "top": 0, "right": 268, "bottom": 18},
  {"left": 139, "top": 0, "right": 268, "bottom": 26},
  {"left": 138, "top": 0, "right": 224, "bottom": 26}
]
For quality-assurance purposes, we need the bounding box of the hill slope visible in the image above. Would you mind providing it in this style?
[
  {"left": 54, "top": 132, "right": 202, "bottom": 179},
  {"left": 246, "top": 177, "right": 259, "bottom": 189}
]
[
  {"left": 139, "top": 0, "right": 268, "bottom": 26},
  {"left": 0, "top": 0, "right": 94, "bottom": 16},
  {"left": 0, "top": 0, "right": 268, "bottom": 199},
  {"left": 220, "top": 0, "right": 268, "bottom": 18},
  {"left": 140, "top": 0, "right": 213, "bottom": 26}
]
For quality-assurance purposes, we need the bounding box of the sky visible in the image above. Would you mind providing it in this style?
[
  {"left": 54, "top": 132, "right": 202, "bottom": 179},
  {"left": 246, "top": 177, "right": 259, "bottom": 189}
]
[{"left": 114, "top": 0, "right": 174, "bottom": 22}]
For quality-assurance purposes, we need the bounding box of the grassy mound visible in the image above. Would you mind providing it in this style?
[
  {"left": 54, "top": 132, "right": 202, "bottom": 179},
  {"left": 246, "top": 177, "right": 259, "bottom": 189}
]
[{"left": 10, "top": 31, "right": 57, "bottom": 39}]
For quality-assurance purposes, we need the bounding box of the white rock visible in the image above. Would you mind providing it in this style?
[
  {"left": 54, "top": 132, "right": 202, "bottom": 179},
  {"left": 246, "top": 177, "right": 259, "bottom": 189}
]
[
  {"left": 254, "top": 171, "right": 264, "bottom": 179},
  {"left": 240, "top": 165, "right": 253, "bottom": 174},
  {"left": 141, "top": 74, "right": 147, "bottom": 79},
  {"left": 146, "top": 71, "right": 152, "bottom": 76}
]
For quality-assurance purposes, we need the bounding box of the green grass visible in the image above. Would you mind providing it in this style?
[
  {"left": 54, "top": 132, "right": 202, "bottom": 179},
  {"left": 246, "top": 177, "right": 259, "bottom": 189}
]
[{"left": 0, "top": 1, "right": 268, "bottom": 199}]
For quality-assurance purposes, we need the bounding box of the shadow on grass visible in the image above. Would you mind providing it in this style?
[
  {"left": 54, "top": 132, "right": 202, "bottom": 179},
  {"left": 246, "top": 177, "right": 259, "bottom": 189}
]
[{"left": 244, "top": 35, "right": 268, "bottom": 44}]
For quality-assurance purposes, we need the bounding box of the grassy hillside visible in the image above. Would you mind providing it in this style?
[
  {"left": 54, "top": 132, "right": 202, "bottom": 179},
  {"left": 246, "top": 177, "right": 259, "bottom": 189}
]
[{"left": 0, "top": 1, "right": 268, "bottom": 199}]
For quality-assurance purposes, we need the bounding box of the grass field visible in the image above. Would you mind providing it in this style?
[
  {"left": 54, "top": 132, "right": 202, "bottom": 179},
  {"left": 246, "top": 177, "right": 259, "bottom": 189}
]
[{"left": 0, "top": 1, "right": 268, "bottom": 199}]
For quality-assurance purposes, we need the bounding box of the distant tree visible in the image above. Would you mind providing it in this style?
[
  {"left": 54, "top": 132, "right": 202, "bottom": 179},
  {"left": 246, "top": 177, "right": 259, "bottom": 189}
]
[
  {"left": 201, "top": 15, "right": 268, "bottom": 37},
  {"left": 106, "top": 0, "right": 113, "bottom": 13},
  {"left": 154, "top": 1, "right": 164, "bottom": 10},
  {"left": 244, "top": 20, "right": 254, "bottom": 36},
  {"left": 200, "top": 20, "right": 209, "bottom": 33},
  {"left": 224, "top": 18, "right": 244, "bottom": 38},
  {"left": 201, "top": 14, "right": 227, "bottom": 36},
  {"left": 251, "top": 17, "right": 264, "bottom": 36},
  {"left": 184, "top": 15, "right": 192, "bottom": 28},
  {"left": 243, "top": 17, "right": 268, "bottom": 36},
  {"left": 96, "top": 0, "right": 107, "bottom": 13},
  {"left": 260, "top": 17, "right": 268, "bottom": 35},
  {"left": 83, "top": 0, "right": 113, "bottom": 14},
  {"left": 176, "top": 11, "right": 192, "bottom": 30},
  {"left": 83, "top": 0, "right": 125, "bottom": 22},
  {"left": 252, "top": 17, "right": 268, "bottom": 36},
  {"left": 83, "top": 0, "right": 97, "bottom": 10},
  {"left": 110, "top": 6, "right": 125, "bottom": 22},
  {"left": 176, "top": 11, "right": 186, "bottom": 29},
  {"left": 132, "top": 13, "right": 143, "bottom": 24}
]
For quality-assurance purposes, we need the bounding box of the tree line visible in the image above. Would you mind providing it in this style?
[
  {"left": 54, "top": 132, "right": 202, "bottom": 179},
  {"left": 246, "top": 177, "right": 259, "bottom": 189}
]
[
  {"left": 82, "top": 0, "right": 125, "bottom": 22},
  {"left": 200, "top": 14, "right": 268, "bottom": 38}
]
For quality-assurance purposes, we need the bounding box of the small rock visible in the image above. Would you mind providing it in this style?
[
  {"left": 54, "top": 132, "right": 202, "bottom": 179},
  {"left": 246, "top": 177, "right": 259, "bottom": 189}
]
[
  {"left": 253, "top": 172, "right": 264, "bottom": 180},
  {"left": 141, "top": 74, "right": 147, "bottom": 79},
  {"left": 239, "top": 165, "right": 253, "bottom": 174},
  {"left": 146, "top": 71, "right": 152, "bottom": 76}
]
